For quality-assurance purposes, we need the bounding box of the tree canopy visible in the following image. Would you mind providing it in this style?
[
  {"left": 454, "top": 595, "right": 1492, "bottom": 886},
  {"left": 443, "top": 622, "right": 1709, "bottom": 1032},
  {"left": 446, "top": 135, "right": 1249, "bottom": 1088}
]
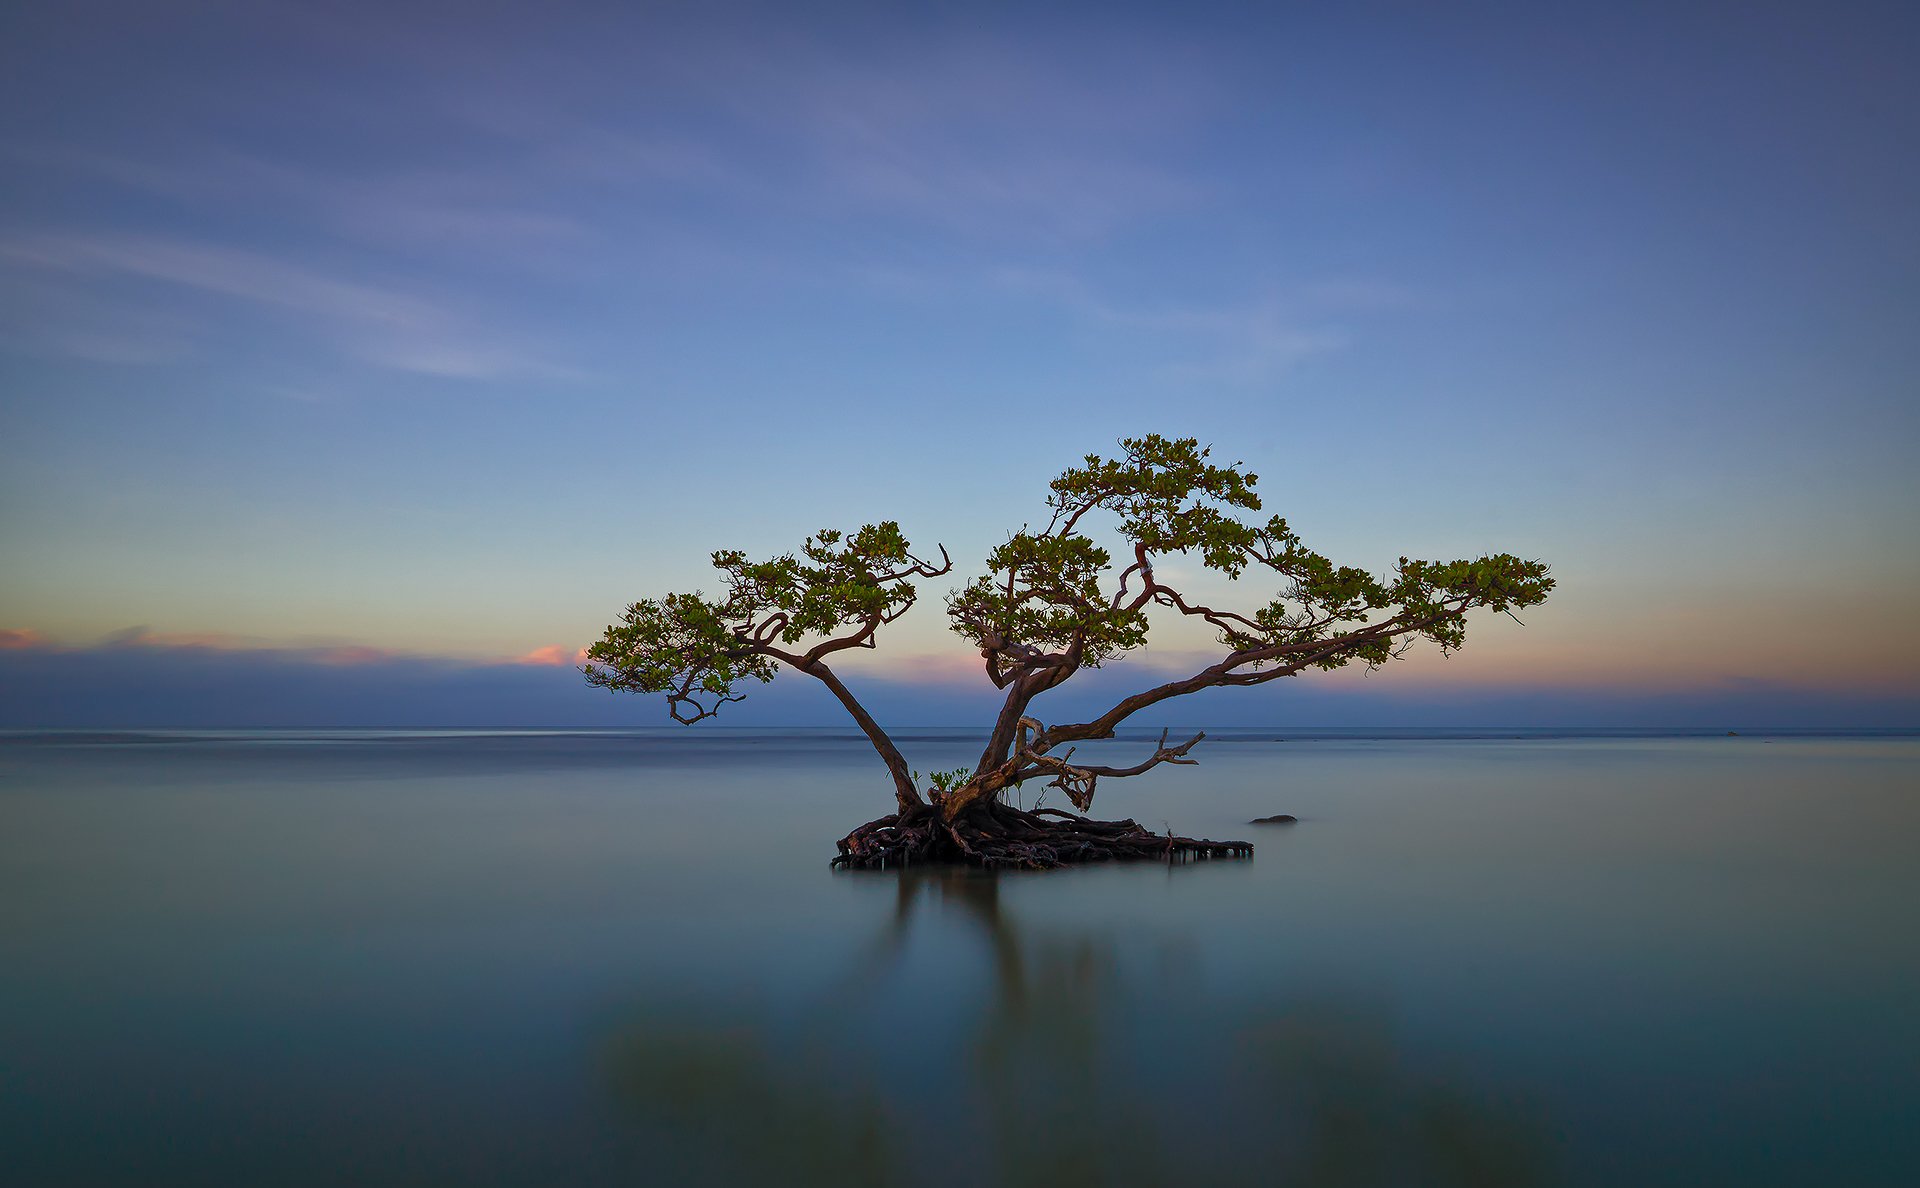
[{"left": 585, "top": 434, "right": 1552, "bottom": 865}]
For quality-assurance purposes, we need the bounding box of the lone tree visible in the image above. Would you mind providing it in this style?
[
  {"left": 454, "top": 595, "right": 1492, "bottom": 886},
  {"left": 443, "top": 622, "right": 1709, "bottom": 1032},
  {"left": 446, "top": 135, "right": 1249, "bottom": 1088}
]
[{"left": 585, "top": 435, "right": 1552, "bottom": 869}]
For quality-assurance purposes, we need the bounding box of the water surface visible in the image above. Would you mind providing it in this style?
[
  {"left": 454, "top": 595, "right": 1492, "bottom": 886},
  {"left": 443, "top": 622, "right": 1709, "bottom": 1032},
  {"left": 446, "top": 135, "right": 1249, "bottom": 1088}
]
[{"left": 3, "top": 729, "right": 1916, "bottom": 1185}]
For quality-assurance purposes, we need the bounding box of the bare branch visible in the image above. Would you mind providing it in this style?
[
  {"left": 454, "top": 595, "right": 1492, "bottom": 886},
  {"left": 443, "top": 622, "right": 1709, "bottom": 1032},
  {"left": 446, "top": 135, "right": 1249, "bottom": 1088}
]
[
  {"left": 663, "top": 666, "right": 751, "bottom": 725},
  {"left": 1006, "top": 728, "right": 1207, "bottom": 812},
  {"left": 750, "top": 612, "right": 789, "bottom": 647},
  {"left": 872, "top": 543, "right": 953, "bottom": 584},
  {"left": 1149, "top": 582, "right": 1269, "bottom": 639},
  {"left": 1037, "top": 605, "right": 1471, "bottom": 750}
]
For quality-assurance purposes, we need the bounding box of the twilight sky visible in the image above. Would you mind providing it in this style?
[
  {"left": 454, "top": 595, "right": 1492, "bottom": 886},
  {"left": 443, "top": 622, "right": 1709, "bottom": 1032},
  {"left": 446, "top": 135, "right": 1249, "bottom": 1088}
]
[{"left": 2, "top": 1, "right": 1916, "bottom": 727}]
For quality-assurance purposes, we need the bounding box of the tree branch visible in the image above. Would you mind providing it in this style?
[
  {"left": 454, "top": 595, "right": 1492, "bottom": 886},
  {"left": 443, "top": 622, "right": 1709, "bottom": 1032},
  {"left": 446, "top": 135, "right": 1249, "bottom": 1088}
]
[
  {"left": 973, "top": 633, "right": 1083, "bottom": 775},
  {"left": 1036, "top": 605, "right": 1468, "bottom": 750},
  {"left": 761, "top": 644, "right": 922, "bottom": 811},
  {"left": 1149, "top": 582, "right": 1272, "bottom": 640},
  {"left": 1003, "top": 728, "right": 1206, "bottom": 812}
]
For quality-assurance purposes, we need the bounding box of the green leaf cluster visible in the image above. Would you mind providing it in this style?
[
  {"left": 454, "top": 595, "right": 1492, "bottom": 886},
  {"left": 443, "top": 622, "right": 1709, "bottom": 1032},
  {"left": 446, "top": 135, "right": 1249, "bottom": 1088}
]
[
  {"left": 915, "top": 767, "right": 973, "bottom": 795},
  {"left": 583, "top": 521, "right": 931, "bottom": 721},
  {"left": 582, "top": 590, "right": 777, "bottom": 721},
  {"left": 947, "top": 533, "right": 1148, "bottom": 667},
  {"left": 711, "top": 521, "right": 923, "bottom": 644},
  {"left": 1046, "top": 433, "right": 1263, "bottom": 567},
  {"left": 1379, "top": 553, "right": 1556, "bottom": 657},
  {"left": 947, "top": 434, "right": 1554, "bottom": 674}
]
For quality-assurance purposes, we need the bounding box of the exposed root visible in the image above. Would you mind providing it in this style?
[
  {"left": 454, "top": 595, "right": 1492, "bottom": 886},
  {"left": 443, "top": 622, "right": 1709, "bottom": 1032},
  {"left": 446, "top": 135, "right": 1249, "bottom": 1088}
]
[{"left": 831, "top": 801, "right": 1253, "bottom": 871}]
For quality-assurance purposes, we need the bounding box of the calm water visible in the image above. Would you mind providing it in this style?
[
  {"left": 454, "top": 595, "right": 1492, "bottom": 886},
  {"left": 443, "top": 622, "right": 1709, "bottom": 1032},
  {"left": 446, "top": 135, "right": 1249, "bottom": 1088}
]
[{"left": 2, "top": 728, "right": 1916, "bottom": 1186}]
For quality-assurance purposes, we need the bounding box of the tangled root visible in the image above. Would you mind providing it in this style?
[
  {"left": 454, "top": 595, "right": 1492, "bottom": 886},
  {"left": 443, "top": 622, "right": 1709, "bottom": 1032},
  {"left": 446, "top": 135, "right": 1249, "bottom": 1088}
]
[{"left": 832, "top": 802, "right": 1252, "bottom": 870}]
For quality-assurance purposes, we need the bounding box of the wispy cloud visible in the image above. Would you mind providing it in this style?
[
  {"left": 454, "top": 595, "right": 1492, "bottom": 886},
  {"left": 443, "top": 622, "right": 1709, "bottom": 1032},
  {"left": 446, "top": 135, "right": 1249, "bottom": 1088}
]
[
  {"left": 988, "top": 265, "right": 1359, "bottom": 383},
  {"left": 0, "top": 230, "right": 576, "bottom": 379},
  {"left": 0, "top": 24, "right": 1233, "bottom": 389},
  {"left": 742, "top": 32, "right": 1215, "bottom": 243},
  {"left": 0, "top": 266, "right": 200, "bottom": 364},
  {"left": 39, "top": 145, "right": 595, "bottom": 263},
  {"left": 381, "top": 22, "right": 1218, "bottom": 245},
  {"left": 3, "top": 231, "right": 437, "bottom": 323}
]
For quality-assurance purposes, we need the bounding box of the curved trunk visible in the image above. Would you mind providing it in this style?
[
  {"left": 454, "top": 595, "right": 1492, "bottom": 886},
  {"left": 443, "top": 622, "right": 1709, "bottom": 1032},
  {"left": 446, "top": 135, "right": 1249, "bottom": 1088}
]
[
  {"left": 974, "top": 653, "right": 1080, "bottom": 776},
  {"left": 975, "top": 681, "right": 1035, "bottom": 776},
  {"left": 796, "top": 659, "right": 923, "bottom": 812}
]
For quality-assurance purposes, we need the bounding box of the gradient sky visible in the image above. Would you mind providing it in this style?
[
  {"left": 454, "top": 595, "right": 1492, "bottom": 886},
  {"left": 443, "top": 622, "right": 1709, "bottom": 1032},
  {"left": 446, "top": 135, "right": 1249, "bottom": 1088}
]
[{"left": 2, "top": 1, "right": 1916, "bottom": 726}]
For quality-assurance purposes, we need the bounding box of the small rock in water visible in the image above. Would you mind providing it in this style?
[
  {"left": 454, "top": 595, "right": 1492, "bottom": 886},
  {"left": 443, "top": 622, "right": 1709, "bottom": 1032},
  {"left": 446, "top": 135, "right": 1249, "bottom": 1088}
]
[{"left": 1249, "top": 814, "right": 1298, "bottom": 825}]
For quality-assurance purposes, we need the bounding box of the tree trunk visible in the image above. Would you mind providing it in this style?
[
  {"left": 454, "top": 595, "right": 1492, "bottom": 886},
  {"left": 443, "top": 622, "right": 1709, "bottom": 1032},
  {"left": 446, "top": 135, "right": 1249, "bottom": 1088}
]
[{"left": 937, "top": 771, "right": 1011, "bottom": 821}]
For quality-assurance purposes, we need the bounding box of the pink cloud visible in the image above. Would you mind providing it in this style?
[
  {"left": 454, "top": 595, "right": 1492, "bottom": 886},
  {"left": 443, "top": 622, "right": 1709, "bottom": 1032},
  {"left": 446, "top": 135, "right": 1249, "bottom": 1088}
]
[
  {"left": 518, "top": 644, "right": 587, "bottom": 667},
  {"left": 0, "top": 628, "right": 47, "bottom": 650}
]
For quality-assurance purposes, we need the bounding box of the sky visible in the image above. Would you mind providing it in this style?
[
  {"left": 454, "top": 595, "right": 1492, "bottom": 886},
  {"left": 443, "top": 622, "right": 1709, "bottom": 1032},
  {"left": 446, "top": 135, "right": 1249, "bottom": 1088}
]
[{"left": 2, "top": 0, "right": 1916, "bottom": 728}]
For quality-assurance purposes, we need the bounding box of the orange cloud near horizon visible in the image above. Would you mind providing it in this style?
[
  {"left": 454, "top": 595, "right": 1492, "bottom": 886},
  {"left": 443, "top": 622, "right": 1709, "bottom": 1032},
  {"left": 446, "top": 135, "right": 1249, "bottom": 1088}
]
[{"left": 518, "top": 644, "right": 589, "bottom": 667}]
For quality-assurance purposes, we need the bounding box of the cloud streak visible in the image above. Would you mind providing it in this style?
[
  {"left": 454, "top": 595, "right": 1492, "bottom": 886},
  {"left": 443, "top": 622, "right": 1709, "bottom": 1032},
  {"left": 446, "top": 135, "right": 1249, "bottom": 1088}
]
[
  {"left": 985, "top": 265, "right": 1361, "bottom": 383},
  {"left": 0, "top": 230, "right": 573, "bottom": 379}
]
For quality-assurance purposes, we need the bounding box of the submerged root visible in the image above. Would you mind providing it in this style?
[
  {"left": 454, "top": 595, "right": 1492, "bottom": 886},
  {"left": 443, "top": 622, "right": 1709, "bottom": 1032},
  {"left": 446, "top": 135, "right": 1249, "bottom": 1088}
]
[{"left": 831, "top": 802, "right": 1253, "bottom": 871}]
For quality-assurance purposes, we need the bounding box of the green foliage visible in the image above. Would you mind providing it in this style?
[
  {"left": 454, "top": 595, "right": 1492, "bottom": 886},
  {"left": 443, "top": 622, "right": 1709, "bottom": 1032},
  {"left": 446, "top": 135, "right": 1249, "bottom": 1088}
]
[
  {"left": 947, "top": 434, "right": 1553, "bottom": 674},
  {"left": 947, "top": 534, "right": 1148, "bottom": 667},
  {"left": 584, "top": 433, "right": 1553, "bottom": 748},
  {"left": 710, "top": 521, "right": 923, "bottom": 644},
  {"left": 583, "top": 521, "right": 938, "bottom": 723},
  {"left": 917, "top": 768, "right": 972, "bottom": 795},
  {"left": 583, "top": 590, "right": 778, "bottom": 722},
  {"left": 1047, "top": 433, "right": 1263, "bottom": 568}
]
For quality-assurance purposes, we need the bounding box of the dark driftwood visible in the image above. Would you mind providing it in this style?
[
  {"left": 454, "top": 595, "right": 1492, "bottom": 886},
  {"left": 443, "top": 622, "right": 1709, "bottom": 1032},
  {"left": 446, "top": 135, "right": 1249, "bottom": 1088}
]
[{"left": 832, "top": 802, "right": 1253, "bottom": 871}]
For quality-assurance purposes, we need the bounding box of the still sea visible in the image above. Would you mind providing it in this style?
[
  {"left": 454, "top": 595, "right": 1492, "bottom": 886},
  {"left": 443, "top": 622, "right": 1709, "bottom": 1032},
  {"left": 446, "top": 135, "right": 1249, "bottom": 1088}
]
[{"left": 2, "top": 728, "right": 1915, "bottom": 1186}]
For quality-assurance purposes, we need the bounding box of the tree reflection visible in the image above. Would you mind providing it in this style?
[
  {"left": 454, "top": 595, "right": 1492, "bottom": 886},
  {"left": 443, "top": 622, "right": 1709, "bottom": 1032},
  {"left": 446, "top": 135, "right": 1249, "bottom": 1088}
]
[{"left": 605, "top": 869, "right": 1555, "bottom": 1187}]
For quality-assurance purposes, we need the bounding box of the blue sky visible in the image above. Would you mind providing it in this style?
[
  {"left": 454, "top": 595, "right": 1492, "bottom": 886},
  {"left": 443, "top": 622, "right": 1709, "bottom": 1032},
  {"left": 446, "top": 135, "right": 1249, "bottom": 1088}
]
[{"left": 2, "top": 1, "right": 1915, "bottom": 726}]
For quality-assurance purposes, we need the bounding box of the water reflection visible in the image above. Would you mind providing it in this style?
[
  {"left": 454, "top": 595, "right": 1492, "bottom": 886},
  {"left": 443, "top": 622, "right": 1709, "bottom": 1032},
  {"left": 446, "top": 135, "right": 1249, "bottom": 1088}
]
[{"left": 606, "top": 869, "right": 1554, "bottom": 1187}]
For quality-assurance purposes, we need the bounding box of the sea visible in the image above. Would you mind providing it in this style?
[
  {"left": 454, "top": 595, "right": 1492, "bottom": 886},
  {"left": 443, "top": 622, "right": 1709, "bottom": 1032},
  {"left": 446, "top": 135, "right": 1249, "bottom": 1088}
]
[{"left": 2, "top": 727, "right": 1916, "bottom": 1186}]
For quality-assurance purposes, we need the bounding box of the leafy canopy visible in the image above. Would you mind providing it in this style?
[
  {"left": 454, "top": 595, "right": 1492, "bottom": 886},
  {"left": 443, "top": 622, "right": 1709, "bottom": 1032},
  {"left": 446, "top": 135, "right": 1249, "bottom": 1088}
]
[
  {"left": 584, "top": 521, "right": 944, "bottom": 723},
  {"left": 948, "top": 433, "right": 1552, "bottom": 678},
  {"left": 585, "top": 434, "right": 1552, "bottom": 732}
]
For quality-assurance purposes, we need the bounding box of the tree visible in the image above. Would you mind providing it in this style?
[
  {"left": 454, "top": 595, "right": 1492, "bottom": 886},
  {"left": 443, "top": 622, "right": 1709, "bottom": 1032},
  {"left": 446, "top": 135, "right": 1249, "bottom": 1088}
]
[{"left": 584, "top": 435, "right": 1553, "bottom": 868}]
